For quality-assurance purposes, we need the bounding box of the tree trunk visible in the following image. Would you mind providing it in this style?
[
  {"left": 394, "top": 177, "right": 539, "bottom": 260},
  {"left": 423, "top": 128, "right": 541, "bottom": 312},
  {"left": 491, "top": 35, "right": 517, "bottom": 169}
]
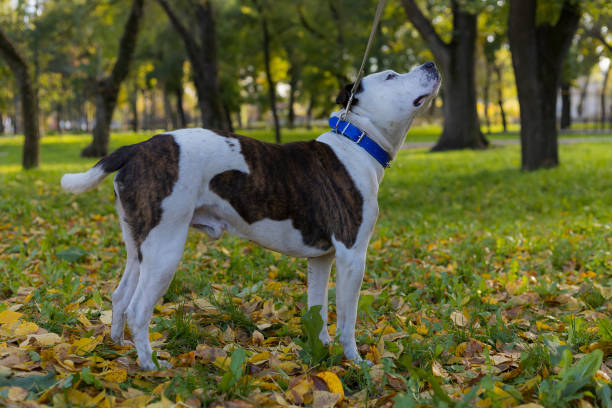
[
  {"left": 150, "top": 89, "right": 157, "bottom": 129},
  {"left": 508, "top": 0, "right": 580, "bottom": 170},
  {"left": 55, "top": 104, "right": 62, "bottom": 133},
  {"left": 494, "top": 64, "right": 507, "bottom": 132},
  {"left": 85, "top": 85, "right": 116, "bottom": 157},
  {"left": 12, "top": 92, "right": 21, "bottom": 134},
  {"left": 176, "top": 87, "right": 186, "bottom": 128},
  {"left": 560, "top": 82, "right": 571, "bottom": 129},
  {"left": 163, "top": 86, "right": 178, "bottom": 130},
  {"left": 0, "top": 113, "right": 4, "bottom": 135},
  {"left": 0, "top": 27, "right": 40, "bottom": 169},
  {"left": 223, "top": 102, "right": 234, "bottom": 132},
  {"left": 484, "top": 61, "right": 491, "bottom": 134},
  {"left": 577, "top": 73, "right": 591, "bottom": 119},
  {"left": 157, "top": 0, "right": 229, "bottom": 131},
  {"left": 287, "top": 63, "right": 299, "bottom": 129},
  {"left": 82, "top": 0, "right": 144, "bottom": 157},
  {"left": 129, "top": 84, "right": 139, "bottom": 132},
  {"left": 306, "top": 95, "right": 313, "bottom": 130},
  {"left": 402, "top": 0, "right": 488, "bottom": 151},
  {"left": 256, "top": 5, "right": 281, "bottom": 143},
  {"left": 601, "top": 67, "right": 609, "bottom": 130}
]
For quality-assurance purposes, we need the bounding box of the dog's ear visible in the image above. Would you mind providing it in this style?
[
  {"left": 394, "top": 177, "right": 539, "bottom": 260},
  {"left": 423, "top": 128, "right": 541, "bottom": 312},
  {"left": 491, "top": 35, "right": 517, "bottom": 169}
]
[{"left": 335, "top": 83, "right": 360, "bottom": 107}]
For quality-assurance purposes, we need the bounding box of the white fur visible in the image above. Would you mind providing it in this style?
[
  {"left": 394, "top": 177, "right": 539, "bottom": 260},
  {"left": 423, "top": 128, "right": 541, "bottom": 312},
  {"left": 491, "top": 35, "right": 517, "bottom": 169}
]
[
  {"left": 61, "top": 166, "right": 107, "bottom": 193},
  {"left": 62, "top": 64, "right": 440, "bottom": 370}
]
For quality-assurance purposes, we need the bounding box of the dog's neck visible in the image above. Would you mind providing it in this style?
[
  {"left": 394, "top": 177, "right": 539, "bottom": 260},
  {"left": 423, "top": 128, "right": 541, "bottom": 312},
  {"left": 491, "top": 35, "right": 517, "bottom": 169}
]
[{"left": 331, "top": 109, "right": 413, "bottom": 164}]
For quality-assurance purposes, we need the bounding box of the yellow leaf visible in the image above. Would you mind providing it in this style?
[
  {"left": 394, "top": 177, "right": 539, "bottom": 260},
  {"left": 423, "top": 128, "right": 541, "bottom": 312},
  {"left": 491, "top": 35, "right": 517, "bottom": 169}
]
[
  {"left": 285, "top": 376, "right": 313, "bottom": 405},
  {"left": 77, "top": 313, "right": 92, "bottom": 328},
  {"left": 278, "top": 360, "right": 301, "bottom": 374},
  {"left": 536, "top": 321, "right": 554, "bottom": 331},
  {"left": 371, "top": 240, "right": 382, "bottom": 250},
  {"left": 66, "top": 388, "right": 92, "bottom": 405},
  {"left": 116, "top": 395, "right": 153, "bottom": 408},
  {"left": 249, "top": 351, "right": 270, "bottom": 365},
  {"left": 0, "top": 310, "right": 23, "bottom": 325},
  {"left": 24, "top": 333, "right": 61, "bottom": 347},
  {"left": 314, "top": 372, "right": 344, "bottom": 398},
  {"left": 72, "top": 336, "right": 102, "bottom": 355},
  {"left": 13, "top": 321, "right": 39, "bottom": 336},
  {"left": 104, "top": 368, "right": 127, "bottom": 383},
  {"left": 149, "top": 332, "right": 163, "bottom": 342},
  {"left": 490, "top": 385, "right": 518, "bottom": 408},
  {"left": 145, "top": 394, "right": 175, "bottom": 408},
  {"left": 152, "top": 381, "right": 170, "bottom": 395}
]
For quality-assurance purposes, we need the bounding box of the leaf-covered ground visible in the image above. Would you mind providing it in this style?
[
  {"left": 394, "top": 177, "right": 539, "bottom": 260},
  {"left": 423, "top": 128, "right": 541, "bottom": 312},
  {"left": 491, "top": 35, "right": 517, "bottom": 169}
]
[{"left": 0, "top": 132, "right": 611, "bottom": 407}]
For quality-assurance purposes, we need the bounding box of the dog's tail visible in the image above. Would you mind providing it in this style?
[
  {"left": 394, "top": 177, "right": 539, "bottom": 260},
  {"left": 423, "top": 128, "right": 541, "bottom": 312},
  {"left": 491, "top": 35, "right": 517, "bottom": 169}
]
[{"left": 61, "top": 145, "right": 136, "bottom": 193}]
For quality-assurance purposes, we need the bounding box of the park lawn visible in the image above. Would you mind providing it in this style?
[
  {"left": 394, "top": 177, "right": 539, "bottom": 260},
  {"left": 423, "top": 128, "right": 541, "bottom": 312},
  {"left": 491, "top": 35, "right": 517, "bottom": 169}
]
[{"left": 0, "top": 132, "right": 611, "bottom": 407}]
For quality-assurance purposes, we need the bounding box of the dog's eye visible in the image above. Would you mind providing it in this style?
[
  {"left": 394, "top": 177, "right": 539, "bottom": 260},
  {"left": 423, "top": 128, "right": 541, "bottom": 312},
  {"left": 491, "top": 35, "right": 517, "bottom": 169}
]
[{"left": 385, "top": 73, "right": 398, "bottom": 80}]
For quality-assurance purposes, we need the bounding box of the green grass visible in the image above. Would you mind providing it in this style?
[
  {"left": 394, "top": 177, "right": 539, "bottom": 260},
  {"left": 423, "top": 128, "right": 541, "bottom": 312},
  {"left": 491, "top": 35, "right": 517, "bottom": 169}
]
[{"left": 0, "top": 129, "right": 611, "bottom": 406}]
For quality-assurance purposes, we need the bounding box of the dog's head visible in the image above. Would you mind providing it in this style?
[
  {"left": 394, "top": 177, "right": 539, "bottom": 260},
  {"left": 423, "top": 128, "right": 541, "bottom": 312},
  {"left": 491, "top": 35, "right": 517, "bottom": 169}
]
[{"left": 335, "top": 62, "right": 441, "bottom": 152}]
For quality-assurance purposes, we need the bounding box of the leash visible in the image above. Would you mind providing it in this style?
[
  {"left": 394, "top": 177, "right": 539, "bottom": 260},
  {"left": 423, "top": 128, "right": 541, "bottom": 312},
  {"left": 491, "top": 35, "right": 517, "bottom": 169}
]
[{"left": 341, "top": 0, "right": 388, "bottom": 121}]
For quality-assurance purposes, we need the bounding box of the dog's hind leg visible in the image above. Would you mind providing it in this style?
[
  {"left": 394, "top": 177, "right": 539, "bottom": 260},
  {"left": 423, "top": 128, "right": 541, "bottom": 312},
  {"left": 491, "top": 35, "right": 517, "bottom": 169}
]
[
  {"left": 307, "top": 253, "right": 334, "bottom": 345},
  {"left": 110, "top": 199, "right": 140, "bottom": 346},
  {"left": 125, "top": 216, "right": 190, "bottom": 371}
]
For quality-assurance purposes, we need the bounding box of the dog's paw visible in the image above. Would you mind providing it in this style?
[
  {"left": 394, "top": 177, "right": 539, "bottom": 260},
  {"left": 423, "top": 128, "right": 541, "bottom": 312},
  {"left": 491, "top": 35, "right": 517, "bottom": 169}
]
[
  {"left": 319, "top": 332, "right": 332, "bottom": 346},
  {"left": 111, "top": 335, "right": 134, "bottom": 347},
  {"left": 343, "top": 347, "right": 363, "bottom": 363},
  {"left": 139, "top": 359, "right": 172, "bottom": 371},
  {"left": 139, "top": 360, "right": 157, "bottom": 371}
]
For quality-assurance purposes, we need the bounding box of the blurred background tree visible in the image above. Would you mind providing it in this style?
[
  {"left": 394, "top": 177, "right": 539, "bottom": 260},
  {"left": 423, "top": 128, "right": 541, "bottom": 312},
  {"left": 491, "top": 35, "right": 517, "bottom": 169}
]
[{"left": 0, "top": 0, "right": 610, "bottom": 170}]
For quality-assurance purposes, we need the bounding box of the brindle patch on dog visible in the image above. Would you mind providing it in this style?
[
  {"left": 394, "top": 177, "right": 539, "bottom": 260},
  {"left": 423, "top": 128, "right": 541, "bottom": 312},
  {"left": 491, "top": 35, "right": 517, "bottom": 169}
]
[
  {"left": 112, "top": 134, "right": 180, "bottom": 260},
  {"left": 210, "top": 133, "right": 363, "bottom": 250}
]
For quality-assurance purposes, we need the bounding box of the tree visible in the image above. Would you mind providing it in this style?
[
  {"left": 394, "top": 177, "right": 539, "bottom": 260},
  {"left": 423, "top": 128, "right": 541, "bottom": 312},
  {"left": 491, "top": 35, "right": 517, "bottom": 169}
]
[
  {"left": 401, "top": 0, "right": 489, "bottom": 151},
  {"left": 0, "top": 27, "right": 40, "bottom": 169},
  {"left": 252, "top": 0, "right": 282, "bottom": 142},
  {"left": 81, "top": 0, "right": 145, "bottom": 157},
  {"left": 156, "top": 0, "right": 229, "bottom": 131},
  {"left": 508, "top": 0, "right": 581, "bottom": 170}
]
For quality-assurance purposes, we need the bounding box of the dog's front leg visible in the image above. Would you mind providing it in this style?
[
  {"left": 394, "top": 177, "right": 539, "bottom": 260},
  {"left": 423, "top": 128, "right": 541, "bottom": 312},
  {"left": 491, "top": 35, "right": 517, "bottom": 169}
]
[
  {"left": 307, "top": 253, "right": 335, "bottom": 345},
  {"left": 335, "top": 248, "right": 366, "bottom": 362}
]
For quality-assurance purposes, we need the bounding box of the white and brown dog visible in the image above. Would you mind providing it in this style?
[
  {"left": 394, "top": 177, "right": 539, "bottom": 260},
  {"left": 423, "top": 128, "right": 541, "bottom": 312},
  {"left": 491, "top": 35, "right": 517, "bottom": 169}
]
[{"left": 61, "top": 63, "right": 440, "bottom": 370}]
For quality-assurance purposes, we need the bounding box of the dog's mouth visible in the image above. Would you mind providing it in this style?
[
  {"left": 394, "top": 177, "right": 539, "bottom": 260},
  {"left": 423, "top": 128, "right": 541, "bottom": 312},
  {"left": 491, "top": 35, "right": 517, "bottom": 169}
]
[{"left": 413, "top": 94, "right": 430, "bottom": 107}]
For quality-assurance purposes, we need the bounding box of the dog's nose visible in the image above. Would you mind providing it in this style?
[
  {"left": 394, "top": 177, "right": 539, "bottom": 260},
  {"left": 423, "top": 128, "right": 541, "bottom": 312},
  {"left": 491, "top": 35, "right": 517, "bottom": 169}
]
[{"left": 423, "top": 61, "right": 435, "bottom": 70}]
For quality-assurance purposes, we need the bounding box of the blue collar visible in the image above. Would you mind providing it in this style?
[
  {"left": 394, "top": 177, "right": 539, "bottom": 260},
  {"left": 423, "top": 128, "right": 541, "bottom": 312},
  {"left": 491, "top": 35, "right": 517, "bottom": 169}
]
[{"left": 329, "top": 116, "right": 391, "bottom": 168}]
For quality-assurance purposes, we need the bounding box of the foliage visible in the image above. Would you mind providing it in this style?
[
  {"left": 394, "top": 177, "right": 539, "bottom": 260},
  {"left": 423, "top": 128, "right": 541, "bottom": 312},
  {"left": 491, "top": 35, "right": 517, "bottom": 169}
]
[{"left": 0, "top": 133, "right": 611, "bottom": 406}]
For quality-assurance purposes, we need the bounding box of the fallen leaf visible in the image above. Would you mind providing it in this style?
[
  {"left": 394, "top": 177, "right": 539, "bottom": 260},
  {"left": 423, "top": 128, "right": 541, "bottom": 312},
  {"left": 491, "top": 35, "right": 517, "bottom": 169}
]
[
  {"left": 103, "top": 368, "right": 127, "bottom": 383},
  {"left": 100, "top": 310, "right": 113, "bottom": 325},
  {"left": 72, "top": 336, "right": 102, "bottom": 355},
  {"left": 450, "top": 310, "right": 468, "bottom": 327},
  {"left": 0, "top": 310, "right": 23, "bottom": 325},
  {"left": 312, "top": 390, "right": 341, "bottom": 408},
  {"left": 314, "top": 371, "right": 344, "bottom": 398},
  {"left": 13, "top": 321, "right": 39, "bottom": 336}
]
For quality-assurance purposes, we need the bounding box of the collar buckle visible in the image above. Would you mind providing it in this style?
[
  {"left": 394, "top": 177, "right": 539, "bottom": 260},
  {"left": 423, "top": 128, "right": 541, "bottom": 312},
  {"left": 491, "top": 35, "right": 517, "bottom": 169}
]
[{"left": 356, "top": 131, "right": 366, "bottom": 144}]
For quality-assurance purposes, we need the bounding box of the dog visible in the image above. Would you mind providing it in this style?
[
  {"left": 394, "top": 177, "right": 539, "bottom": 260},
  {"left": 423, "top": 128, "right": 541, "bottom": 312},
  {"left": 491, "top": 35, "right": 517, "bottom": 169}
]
[{"left": 61, "top": 62, "right": 440, "bottom": 370}]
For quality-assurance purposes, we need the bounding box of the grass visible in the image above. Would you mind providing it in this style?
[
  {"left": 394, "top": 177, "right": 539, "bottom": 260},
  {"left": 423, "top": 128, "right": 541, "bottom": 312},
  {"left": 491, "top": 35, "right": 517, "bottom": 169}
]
[{"left": 0, "top": 129, "right": 611, "bottom": 406}]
